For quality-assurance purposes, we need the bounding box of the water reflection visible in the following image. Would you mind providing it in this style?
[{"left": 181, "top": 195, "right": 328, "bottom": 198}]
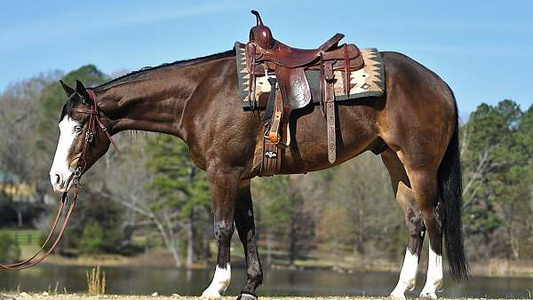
[{"left": 0, "top": 266, "right": 531, "bottom": 298}]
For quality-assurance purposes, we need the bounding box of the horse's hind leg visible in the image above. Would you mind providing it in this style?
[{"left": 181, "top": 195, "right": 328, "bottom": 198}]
[
  {"left": 381, "top": 149, "right": 425, "bottom": 300},
  {"left": 407, "top": 168, "right": 443, "bottom": 300},
  {"left": 394, "top": 149, "right": 444, "bottom": 300},
  {"left": 234, "top": 180, "right": 263, "bottom": 300}
]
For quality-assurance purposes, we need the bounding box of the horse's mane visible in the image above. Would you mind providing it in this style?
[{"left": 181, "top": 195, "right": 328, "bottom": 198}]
[
  {"left": 59, "top": 48, "right": 236, "bottom": 121},
  {"left": 92, "top": 49, "right": 236, "bottom": 91}
]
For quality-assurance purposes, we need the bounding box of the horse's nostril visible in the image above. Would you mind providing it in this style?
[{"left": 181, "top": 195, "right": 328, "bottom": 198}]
[{"left": 55, "top": 174, "right": 61, "bottom": 185}]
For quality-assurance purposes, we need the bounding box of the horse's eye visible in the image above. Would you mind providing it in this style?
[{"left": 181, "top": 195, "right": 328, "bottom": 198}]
[{"left": 74, "top": 125, "right": 82, "bottom": 134}]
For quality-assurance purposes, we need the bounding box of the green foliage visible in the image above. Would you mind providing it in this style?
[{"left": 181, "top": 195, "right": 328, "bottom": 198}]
[
  {"left": 56, "top": 190, "right": 131, "bottom": 255},
  {"left": 80, "top": 220, "right": 105, "bottom": 255},
  {"left": 462, "top": 100, "right": 533, "bottom": 259},
  {"left": 254, "top": 175, "right": 315, "bottom": 263},
  {"left": 144, "top": 134, "right": 211, "bottom": 263},
  {"left": 145, "top": 135, "right": 210, "bottom": 218},
  {"left": 253, "top": 154, "right": 401, "bottom": 265},
  {"left": 254, "top": 176, "right": 293, "bottom": 229},
  {"left": 0, "top": 231, "right": 21, "bottom": 262}
]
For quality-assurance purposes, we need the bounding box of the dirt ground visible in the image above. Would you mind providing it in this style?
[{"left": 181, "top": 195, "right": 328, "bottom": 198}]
[
  {"left": 0, "top": 294, "right": 526, "bottom": 300},
  {"left": 0, "top": 296, "right": 383, "bottom": 300}
]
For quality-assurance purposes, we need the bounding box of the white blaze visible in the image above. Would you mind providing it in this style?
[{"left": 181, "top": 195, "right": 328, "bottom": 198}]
[
  {"left": 49, "top": 117, "right": 80, "bottom": 192},
  {"left": 201, "top": 264, "right": 231, "bottom": 299}
]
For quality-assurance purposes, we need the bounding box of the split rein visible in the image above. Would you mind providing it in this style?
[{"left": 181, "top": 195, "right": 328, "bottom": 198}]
[{"left": 0, "top": 89, "right": 118, "bottom": 270}]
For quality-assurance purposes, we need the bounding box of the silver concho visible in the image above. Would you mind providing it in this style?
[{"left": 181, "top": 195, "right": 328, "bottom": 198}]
[{"left": 265, "top": 151, "right": 277, "bottom": 159}]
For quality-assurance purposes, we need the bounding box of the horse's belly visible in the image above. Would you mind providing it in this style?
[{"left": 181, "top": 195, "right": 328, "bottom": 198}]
[{"left": 279, "top": 104, "right": 379, "bottom": 174}]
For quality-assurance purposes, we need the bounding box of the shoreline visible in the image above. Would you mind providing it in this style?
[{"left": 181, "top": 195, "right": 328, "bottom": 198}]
[
  {"left": 33, "top": 255, "right": 533, "bottom": 279},
  {"left": 16, "top": 244, "right": 533, "bottom": 278}
]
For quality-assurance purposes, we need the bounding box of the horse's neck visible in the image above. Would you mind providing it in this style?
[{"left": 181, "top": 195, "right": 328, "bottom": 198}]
[{"left": 94, "top": 66, "right": 203, "bottom": 140}]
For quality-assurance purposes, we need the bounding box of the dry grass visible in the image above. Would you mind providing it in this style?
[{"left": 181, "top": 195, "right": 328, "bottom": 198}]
[{"left": 86, "top": 266, "right": 106, "bottom": 296}]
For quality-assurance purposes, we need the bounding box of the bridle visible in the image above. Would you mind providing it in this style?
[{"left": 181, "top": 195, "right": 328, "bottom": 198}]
[
  {"left": 0, "top": 89, "right": 118, "bottom": 270},
  {"left": 70, "top": 89, "right": 119, "bottom": 177}
]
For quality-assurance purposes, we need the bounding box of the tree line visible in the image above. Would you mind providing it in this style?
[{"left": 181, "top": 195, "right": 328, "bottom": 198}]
[{"left": 0, "top": 65, "right": 531, "bottom": 268}]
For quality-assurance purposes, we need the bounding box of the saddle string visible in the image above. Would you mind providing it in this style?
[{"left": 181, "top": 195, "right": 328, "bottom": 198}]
[{"left": 0, "top": 89, "right": 117, "bottom": 270}]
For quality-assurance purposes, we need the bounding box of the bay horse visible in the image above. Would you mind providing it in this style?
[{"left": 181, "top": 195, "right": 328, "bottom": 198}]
[{"left": 49, "top": 47, "right": 467, "bottom": 299}]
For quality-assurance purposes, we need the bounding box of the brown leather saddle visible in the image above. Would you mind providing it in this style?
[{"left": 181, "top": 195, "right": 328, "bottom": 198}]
[{"left": 245, "top": 10, "right": 364, "bottom": 175}]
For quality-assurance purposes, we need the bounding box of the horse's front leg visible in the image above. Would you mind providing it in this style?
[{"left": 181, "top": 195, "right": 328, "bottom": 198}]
[
  {"left": 234, "top": 180, "right": 263, "bottom": 300},
  {"left": 201, "top": 166, "right": 242, "bottom": 299}
]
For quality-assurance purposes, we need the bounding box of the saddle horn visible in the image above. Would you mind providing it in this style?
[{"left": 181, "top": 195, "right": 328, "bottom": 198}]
[
  {"left": 251, "top": 10, "right": 263, "bottom": 25},
  {"left": 249, "top": 10, "right": 274, "bottom": 49}
]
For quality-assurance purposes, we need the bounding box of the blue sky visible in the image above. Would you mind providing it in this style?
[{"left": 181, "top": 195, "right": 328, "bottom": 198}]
[{"left": 1, "top": 0, "right": 532, "bottom": 115}]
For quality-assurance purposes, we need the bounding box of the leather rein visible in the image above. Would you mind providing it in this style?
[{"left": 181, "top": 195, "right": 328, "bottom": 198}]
[{"left": 0, "top": 89, "right": 118, "bottom": 270}]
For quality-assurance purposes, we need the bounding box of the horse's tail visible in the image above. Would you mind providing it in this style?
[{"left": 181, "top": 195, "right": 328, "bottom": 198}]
[{"left": 438, "top": 94, "right": 469, "bottom": 282}]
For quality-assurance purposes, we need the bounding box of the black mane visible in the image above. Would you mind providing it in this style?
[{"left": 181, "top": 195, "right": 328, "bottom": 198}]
[{"left": 92, "top": 49, "right": 236, "bottom": 91}]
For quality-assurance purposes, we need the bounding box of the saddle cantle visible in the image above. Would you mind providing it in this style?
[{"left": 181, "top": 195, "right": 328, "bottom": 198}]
[{"left": 244, "top": 10, "right": 365, "bottom": 176}]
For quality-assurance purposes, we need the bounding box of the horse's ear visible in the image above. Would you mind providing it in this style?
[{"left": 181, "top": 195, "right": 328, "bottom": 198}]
[
  {"left": 75, "top": 80, "right": 92, "bottom": 104},
  {"left": 59, "top": 80, "right": 76, "bottom": 97}
]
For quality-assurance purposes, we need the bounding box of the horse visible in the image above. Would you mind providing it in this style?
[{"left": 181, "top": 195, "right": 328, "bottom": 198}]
[{"left": 49, "top": 46, "right": 468, "bottom": 300}]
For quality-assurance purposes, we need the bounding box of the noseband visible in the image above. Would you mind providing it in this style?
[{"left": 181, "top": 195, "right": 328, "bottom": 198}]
[{"left": 0, "top": 89, "right": 118, "bottom": 270}]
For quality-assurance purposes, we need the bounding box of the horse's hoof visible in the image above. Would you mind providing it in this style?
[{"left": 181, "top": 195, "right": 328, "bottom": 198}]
[
  {"left": 0, "top": 295, "right": 16, "bottom": 300},
  {"left": 388, "top": 294, "right": 406, "bottom": 300},
  {"left": 236, "top": 292, "right": 258, "bottom": 300},
  {"left": 201, "top": 290, "right": 222, "bottom": 300},
  {"left": 418, "top": 292, "right": 438, "bottom": 300}
]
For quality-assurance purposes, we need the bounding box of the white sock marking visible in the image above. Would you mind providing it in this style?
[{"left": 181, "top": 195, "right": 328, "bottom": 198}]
[
  {"left": 390, "top": 249, "right": 419, "bottom": 299},
  {"left": 202, "top": 264, "right": 231, "bottom": 299},
  {"left": 420, "top": 246, "right": 443, "bottom": 299}
]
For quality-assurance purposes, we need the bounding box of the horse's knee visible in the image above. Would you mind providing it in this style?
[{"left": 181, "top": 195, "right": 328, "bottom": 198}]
[{"left": 214, "top": 221, "right": 234, "bottom": 242}]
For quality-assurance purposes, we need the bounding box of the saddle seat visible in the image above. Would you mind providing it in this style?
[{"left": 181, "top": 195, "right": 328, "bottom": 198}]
[{"left": 256, "top": 34, "right": 346, "bottom": 68}]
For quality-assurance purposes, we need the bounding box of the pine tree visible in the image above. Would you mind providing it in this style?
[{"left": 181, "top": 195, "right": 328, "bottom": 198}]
[{"left": 145, "top": 134, "right": 210, "bottom": 266}]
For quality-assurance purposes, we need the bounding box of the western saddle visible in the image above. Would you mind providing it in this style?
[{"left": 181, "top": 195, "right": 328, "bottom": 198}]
[{"left": 245, "top": 10, "right": 364, "bottom": 175}]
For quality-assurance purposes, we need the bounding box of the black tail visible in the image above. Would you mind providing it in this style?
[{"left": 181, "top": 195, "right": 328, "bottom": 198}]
[{"left": 438, "top": 98, "right": 469, "bottom": 282}]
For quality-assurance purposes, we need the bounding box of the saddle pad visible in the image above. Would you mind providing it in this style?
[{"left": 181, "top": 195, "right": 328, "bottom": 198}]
[{"left": 235, "top": 42, "right": 385, "bottom": 108}]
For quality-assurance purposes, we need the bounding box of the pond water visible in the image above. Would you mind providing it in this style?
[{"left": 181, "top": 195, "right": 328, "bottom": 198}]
[{"left": 0, "top": 266, "right": 531, "bottom": 298}]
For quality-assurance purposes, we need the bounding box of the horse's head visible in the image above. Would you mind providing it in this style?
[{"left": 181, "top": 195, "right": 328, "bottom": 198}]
[{"left": 49, "top": 80, "right": 112, "bottom": 192}]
